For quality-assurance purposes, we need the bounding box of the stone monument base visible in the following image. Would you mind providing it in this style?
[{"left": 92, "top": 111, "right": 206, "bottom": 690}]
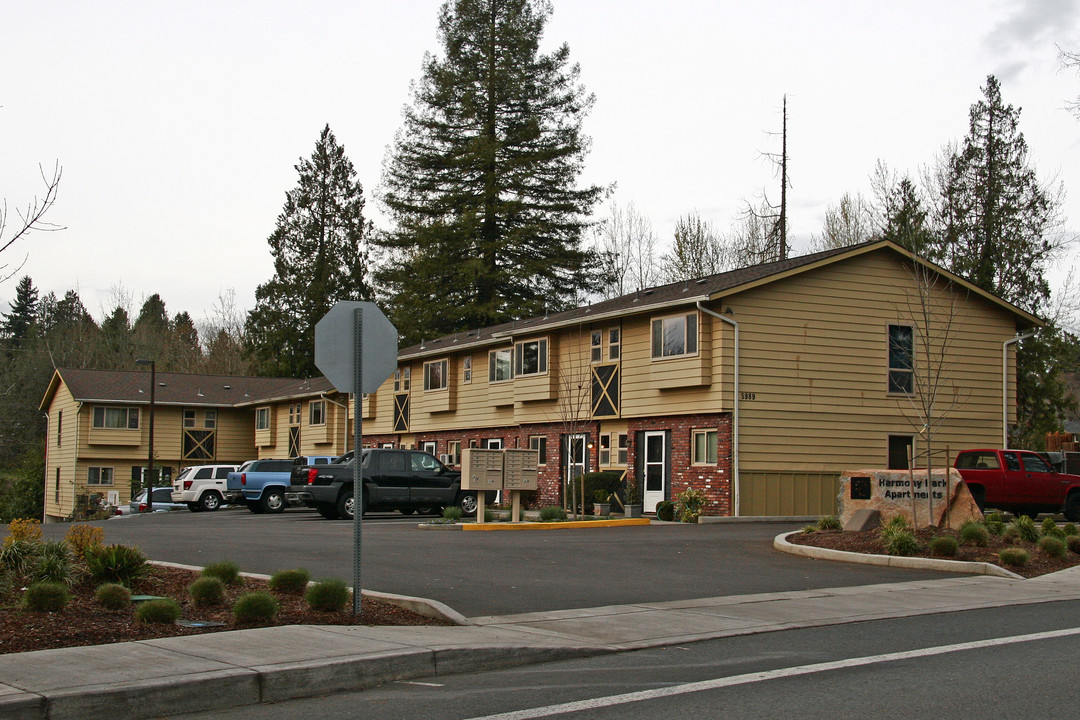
[{"left": 838, "top": 468, "right": 982, "bottom": 530}]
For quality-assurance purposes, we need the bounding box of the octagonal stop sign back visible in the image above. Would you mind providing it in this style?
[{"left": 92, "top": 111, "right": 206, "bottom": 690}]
[{"left": 315, "top": 301, "right": 398, "bottom": 394}]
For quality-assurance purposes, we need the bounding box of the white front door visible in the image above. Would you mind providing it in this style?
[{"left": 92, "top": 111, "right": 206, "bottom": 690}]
[
  {"left": 643, "top": 431, "right": 666, "bottom": 512},
  {"left": 564, "top": 434, "right": 587, "bottom": 503}
]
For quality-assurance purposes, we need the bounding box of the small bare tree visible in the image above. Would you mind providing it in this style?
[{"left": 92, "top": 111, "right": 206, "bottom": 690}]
[
  {"left": 550, "top": 325, "right": 594, "bottom": 516},
  {"left": 592, "top": 201, "right": 663, "bottom": 299},
  {"left": 0, "top": 161, "right": 63, "bottom": 282}
]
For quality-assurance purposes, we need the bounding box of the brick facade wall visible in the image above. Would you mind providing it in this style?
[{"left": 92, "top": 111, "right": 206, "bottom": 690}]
[{"left": 366, "top": 411, "right": 734, "bottom": 516}]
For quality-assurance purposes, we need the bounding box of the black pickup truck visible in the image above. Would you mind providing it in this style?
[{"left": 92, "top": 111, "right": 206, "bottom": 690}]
[{"left": 287, "top": 448, "right": 483, "bottom": 519}]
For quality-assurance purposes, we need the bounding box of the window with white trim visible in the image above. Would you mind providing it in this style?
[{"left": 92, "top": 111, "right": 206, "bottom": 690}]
[
  {"left": 422, "top": 440, "right": 437, "bottom": 456},
  {"left": 402, "top": 367, "right": 411, "bottom": 391},
  {"left": 617, "top": 433, "right": 628, "bottom": 465},
  {"left": 651, "top": 313, "right": 698, "bottom": 359},
  {"left": 591, "top": 330, "right": 602, "bottom": 363},
  {"left": 183, "top": 409, "right": 196, "bottom": 429},
  {"left": 599, "top": 434, "right": 612, "bottom": 466},
  {"left": 888, "top": 324, "right": 914, "bottom": 394},
  {"left": 515, "top": 338, "right": 548, "bottom": 376},
  {"left": 529, "top": 435, "right": 547, "bottom": 465},
  {"left": 204, "top": 410, "right": 216, "bottom": 429},
  {"left": 92, "top": 406, "right": 139, "bottom": 430},
  {"left": 484, "top": 438, "right": 503, "bottom": 449},
  {"left": 463, "top": 355, "right": 472, "bottom": 384},
  {"left": 447, "top": 440, "right": 462, "bottom": 465},
  {"left": 692, "top": 429, "right": 718, "bottom": 465},
  {"left": 87, "top": 466, "right": 114, "bottom": 486},
  {"left": 288, "top": 403, "right": 301, "bottom": 425},
  {"left": 489, "top": 348, "right": 513, "bottom": 382},
  {"left": 609, "top": 328, "right": 621, "bottom": 360},
  {"left": 309, "top": 400, "right": 326, "bottom": 426},
  {"left": 256, "top": 407, "right": 271, "bottom": 430},
  {"left": 424, "top": 359, "right": 448, "bottom": 391},
  {"left": 57, "top": 410, "right": 62, "bottom": 447}
]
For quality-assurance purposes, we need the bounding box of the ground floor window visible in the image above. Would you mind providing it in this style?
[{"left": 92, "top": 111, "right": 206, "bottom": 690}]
[
  {"left": 888, "top": 435, "right": 914, "bottom": 470},
  {"left": 529, "top": 435, "right": 547, "bottom": 465},
  {"left": 692, "top": 429, "right": 718, "bottom": 465},
  {"left": 87, "top": 467, "right": 114, "bottom": 486},
  {"left": 422, "top": 440, "right": 437, "bottom": 456},
  {"left": 447, "top": 440, "right": 461, "bottom": 466}
]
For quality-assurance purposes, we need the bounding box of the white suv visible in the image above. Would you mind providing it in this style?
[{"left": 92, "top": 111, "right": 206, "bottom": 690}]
[{"left": 171, "top": 464, "right": 239, "bottom": 512}]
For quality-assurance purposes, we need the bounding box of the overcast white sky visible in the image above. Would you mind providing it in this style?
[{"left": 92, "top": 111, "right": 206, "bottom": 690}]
[{"left": 3, "top": 0, "right": 1080, "bottom": 328}]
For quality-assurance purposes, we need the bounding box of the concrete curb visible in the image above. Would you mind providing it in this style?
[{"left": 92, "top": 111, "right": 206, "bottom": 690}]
[
  {"left": 773, "top": 531, "right": 1026, "bottom": 579},
  {"left": 462, "top": 518, "right": 650, "bottom": 531}
]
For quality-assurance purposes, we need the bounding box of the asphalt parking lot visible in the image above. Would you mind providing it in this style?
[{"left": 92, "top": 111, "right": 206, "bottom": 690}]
[{"left": 39, "top": 509, "right": 955, "bottom": 617}]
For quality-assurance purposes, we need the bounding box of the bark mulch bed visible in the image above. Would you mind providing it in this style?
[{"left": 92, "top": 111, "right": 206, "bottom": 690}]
[
  {"left": 788, "top": 526, "right": 1080, "bottom": 579},
  {"left": 0, "top": 564, "right": 452, "bottom": 656}
]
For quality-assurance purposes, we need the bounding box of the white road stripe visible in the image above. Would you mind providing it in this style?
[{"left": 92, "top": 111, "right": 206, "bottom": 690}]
[{"left": 463, "top": 626, "right": 1080, "bottom": 720}]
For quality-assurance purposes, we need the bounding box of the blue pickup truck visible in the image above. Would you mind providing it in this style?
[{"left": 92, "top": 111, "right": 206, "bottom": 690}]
[{"left": 226, "top": 456, "right": 337, "bottom": 513}]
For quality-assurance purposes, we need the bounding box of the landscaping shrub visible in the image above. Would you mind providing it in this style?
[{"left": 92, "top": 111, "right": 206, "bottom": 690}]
[
  {"left": 95, "top": 583, "right": 132, "bottom": 610},
  {"left": 484, "top": 509, "right": 495, "bottom": 522},
  {"left": 442, "top": 506, "right": 464, "bottom": 521},
  {"left": 1041, "top": 517, "right": 1059, "bottom": 536},
  {"left": 4, "top": 517, "right": 42, "bottom": 548},
  {"left": 85, "top": 544, "right": 147, "bottom": 586},
  {"left": 984, "top": 518, "right": 1006, "bottom": 537},
  {"left": 1064, "top": 523, "right": 1079, "bottom": 537},
  {"left": 801, "top": 524, "right": 817, "bottom": 534},
  {"left": 817, "top": 515, "right": 842, "bottom": 531},
  {"left": 656, "top": 501, "right": 675, "bottom": 522},
  {"left": 135, "top": 598, "right": 181, "bottom": 624},
  {"left": 566, "top": 471, "right": 624, "bottom": 514},
  {"left": 22, "top": 581, "right": 69, "bottom": 612},
  {"left": 269, "top": 568, "right": 311, "bottom": 594},
  {"left": 1002, "top": 526, "right": 1020, "bottom": 543},
  {"left": 1067, "top": 535, "right": 1080, "bottom": 554},
  {"left": 201, "top": 561, "right": 240, "bottom": 585},
  {"left": 929, "top": 536, "right": 959, "bottom": 557},
  {"left": 1039, "top": 536, "right": 1066, "bottom": 559},
  {"left": 879, "top": 522, "right": 919, "bottom": 556},
  {"left": 1008, "top": 516, "right": 1040, "bottom": 543},
  {"left": 675, "top": 487, "right": 708, "bottom": 523},
  {"left": 884, "top": 514, "right": 909, "bottom": 531},
  {"left": 64, "top": 524, "right": 104, "bottom": 555},
  {"left": 539, "top": 506, "right": 567, "bottom": 522},
  {"left": 958, "top": 521, "right": 989, "bottom": 547},
  {"left": 233, "top": 592, "right": 279, "bottom": 624},
  {"left": 0, "top": 538, "right": 40, "bottom": 574},
  {"left": 306, "top": 579, "right": 350, "bottom": 612},
  {"left": 189, "top": 577, "right": 226, "bottom": 607},
  {"left": 30, "top": 541, "right": 77, "bottom": 586},
  {"left": 998, "top": 547, "right": 1028, "bottom": 567}
]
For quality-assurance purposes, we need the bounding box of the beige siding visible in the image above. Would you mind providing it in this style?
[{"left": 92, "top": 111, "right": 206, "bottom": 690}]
[{"left": 43, "top": 385, "right": 79, "bottom": 520}]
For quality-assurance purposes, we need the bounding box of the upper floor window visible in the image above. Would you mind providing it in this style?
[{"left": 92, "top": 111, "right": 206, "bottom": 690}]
[
  {"left": 204, "top": 410, "right": 216, "bottom": 429},
  {"left": 463, "top": 355, "right": 472, "bottom": 384},
  {"left": 424, "top": 359, "right": 448, "bottom": 391},
  {"left": 57, "top": 410, "right": 62, "bottom": 447},
  {"left": 609, "top": 327, "right": 621, "bottom": 360},
  {"left": 591, "top": 330, "right": 603, "bottom": 363},
  {"left": 888, "top": 324, "right": 914, "bottom": 394},
  {"left": 288, "top": 403, "right": 302, "bottom": 425},
  {"left": 255, "top": 407, "right": 271, "bottom": 430},
  {"left": 92, "top": 406, "right": 139, "bottom": 430},
  {"left": 394, "top": 369, "right": 401, "bottom": 392},
  {"left": 309, "top": 400, "right": 326, "bottom": 426},
  {"left": 515, "top": 338, "right": 548, "bottom": 376},
  {"left": 183, "top": 409, "right": 196, "bottom": 429},
  {"left": 651, "top": 313, "right": 698, "bottom": 359},
  {"left": 489, "top": 348, "right": 513, "bottom": 383}
]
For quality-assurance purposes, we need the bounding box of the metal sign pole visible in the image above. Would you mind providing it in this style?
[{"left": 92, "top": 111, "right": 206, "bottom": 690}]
[{"left": 353, "top": 307, "right": 363, "bottom": 616}]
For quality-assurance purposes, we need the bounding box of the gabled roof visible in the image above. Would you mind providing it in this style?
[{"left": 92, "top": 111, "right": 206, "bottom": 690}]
[
  {"left": 39, "top": 368, "right": 335, "bottom": 412},
  {"left": 399, "top": 240, "right": 1042, "bottom": 360}
]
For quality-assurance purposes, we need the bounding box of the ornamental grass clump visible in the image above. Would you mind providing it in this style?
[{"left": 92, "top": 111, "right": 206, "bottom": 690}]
[
  {"left": 816, "top": 515, "right": 842, "bottom": 531},
  {"left": 958, "top": 521, "right": 989, "bottom": 547},
  {"left": 22, "top": 581, "right": 69, "bottom": 612},
  {"left": 306, "top": 579, "right": 350, "bottom": 612},
  {"left": 1039, "top": 536, "right": 1066, "bottom": 559},
  {"left": 1067, "top": 535, "right": 1080, "bottom": 555},
  {"left": 879, "top": 525, "right": 920, "bottom": 557},
  {"left": 929, "top": 536, "right": 959, "bottom": 557},
  {"left": 999, "top": 547, "right": 1028, "bottom": 567},
  {"left": 801, "top": 524, "right": 817, "bottom": 534},
  {"left": 442, "top": 506, "right": 463, "bottom": 521},
  {"left": 1007, "top": 516, "right": 1040, "bottom": 543},
  {"left": 233, "top": 592, "right": 279, "bottom": 624},
  {"left": 1064, "top": 523, "right": 1079, "bottom": 537},
  {"left": 0, "top": 538, "right": 41, "bottom": 575},
  {"left": 135, "top": 598, "right": 181, "bottom": 624},
  {"left": 95, "top": 583, "right": 132, "bottom": 610},
  {"left": 269, "top": 568, "right": 311, "bottom": 594},
  {"left": 538, "top": 506, "right": 567, "bottom": 522},
  {"left": 201, "top": 561, "right": 240, "bottom": 585},
  {"left": 29, "top": 541, "right": 78, "bottom": 587},
  {"left": 188, "top": 577, "right": 226, "bottom": 607},
  {"left": 84, "top": 544, "right": 147, "bottom": 586}
]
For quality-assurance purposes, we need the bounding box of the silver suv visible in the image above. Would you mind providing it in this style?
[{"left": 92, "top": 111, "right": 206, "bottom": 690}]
[{"left": 171, "top": 464, "right": 238, "bottom": 512}]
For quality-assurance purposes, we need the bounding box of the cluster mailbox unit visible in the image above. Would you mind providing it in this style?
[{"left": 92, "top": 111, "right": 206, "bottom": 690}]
[{"left": 460, "top": 448, "right": 538, "bottom": 522}]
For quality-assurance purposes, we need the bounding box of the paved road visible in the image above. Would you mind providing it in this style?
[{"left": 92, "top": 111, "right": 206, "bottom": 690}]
[
  {"left": 165, "top": 600, "right": 1080, "bottom": 719},
  {"left": 39, "top": 509, "right": 955, "bottom": 617}
]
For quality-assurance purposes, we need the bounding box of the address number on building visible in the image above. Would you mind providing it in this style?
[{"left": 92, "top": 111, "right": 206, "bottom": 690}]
[{"left": 740, "top": 391, "right": 756, "bottom": 401}]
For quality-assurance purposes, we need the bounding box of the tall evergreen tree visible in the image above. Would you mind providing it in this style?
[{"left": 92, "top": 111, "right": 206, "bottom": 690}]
[
  {"left": 2, "top": 276, "right": 39, "bottom": 343},
  {"left": 246, "top": 125, "right": 372, "bottom": 377},
  {"left": 881, "top": 178, "right": 933, "bottom": 254},
  {"left": 378, "top": 0, "right": 604, "bottom": 344}
]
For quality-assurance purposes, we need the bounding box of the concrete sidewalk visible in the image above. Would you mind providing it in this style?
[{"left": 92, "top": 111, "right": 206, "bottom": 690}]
[{"left": 4, "top": 565, "right": 1080, "bottom": 719}]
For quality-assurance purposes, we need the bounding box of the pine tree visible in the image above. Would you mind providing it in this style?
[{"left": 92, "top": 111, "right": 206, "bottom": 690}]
[
  {"left": 881, "top": 178, "right": 933, "bottom": 254},
  {"left": 246, "top": 125, "right": 372, "bottom": 377},
  {"left": 378, "top": 0, "right": 604, "bottom": 344},
  {"left": 1, "top": 276, "right": 39, "bottom": 344}
]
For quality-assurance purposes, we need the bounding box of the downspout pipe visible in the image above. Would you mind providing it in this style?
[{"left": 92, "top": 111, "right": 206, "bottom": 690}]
[
  {"left": 1002, "top": 331, "right": 1036, "bottom": 448},
  {"left": 321, "top": 392, "right": 351, "bottom": 455},
  {"left": 697, "top": 302, "right": 740, "bottom": 516}
]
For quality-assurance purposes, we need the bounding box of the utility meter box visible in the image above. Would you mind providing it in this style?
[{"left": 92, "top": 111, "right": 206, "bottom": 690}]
[
  {"left": 503, "top": 449, "right": 539, "bottom": 491},
  {"left": 460, "top": 448, "right": 503, "bottom": 491}
]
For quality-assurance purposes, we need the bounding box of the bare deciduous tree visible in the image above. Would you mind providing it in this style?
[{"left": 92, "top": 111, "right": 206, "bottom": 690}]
[
  {"left": 0, "top": 162, "right": 62, "bottom": 282},
  {"left": 592, "top": 201, "right": 662, "bottom": 298},
  {"left": 663, "top": 212, "right": 730, "bottom": 281},
  {"left": 550, "top": 326, "right": 594, "bottom": 516},
  {"left": 809, "top": 192, "right": 876, "bottom": 251}
]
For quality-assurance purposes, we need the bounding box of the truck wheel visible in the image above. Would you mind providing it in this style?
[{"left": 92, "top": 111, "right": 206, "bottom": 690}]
[
  {"left": 199, "top": 492, "right": 222, "bottom": 512},
  {"left": 246, "top": 500, "right": 264, "bottom": 514},
  {"left": 456, "top": 492, "right": 479, "bottom": 516},
  {"left": 261, "top": 490, "right": 286, "bottom": 514},
  {"left": 317, "top": 503, "right": 338, "bottom": 520},
  {"left": 186, "top": 503, "right": 201, "bottom": 513},
  {"left": 337, "top": 491, "right": 355, "bottom": 520},
  {"left": 1066, "top": 494, "right": 1080, "bottom": 523},
  {"left": 1020, "top": 507, "right": 1041, "bottom": 520}
]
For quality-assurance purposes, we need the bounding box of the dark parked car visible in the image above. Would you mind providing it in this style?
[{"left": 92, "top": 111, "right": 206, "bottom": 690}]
[{"left": 125, "top": 487, "right": 186, "bottom": 514}]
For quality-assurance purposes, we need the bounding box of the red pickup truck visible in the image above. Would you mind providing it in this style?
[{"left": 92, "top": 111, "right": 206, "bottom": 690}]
[{"left": 954, "top": 449, "right": 1080, "bottom": 521}]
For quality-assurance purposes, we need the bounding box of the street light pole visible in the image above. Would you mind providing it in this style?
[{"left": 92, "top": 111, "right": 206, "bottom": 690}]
[{"left": 135, "top": 359, "right": 155, "bottom": 512}]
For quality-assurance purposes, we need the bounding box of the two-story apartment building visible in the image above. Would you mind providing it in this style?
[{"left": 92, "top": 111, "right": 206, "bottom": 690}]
[{"left": 40, "top": 240, "right": 1039, "bottom": 520}]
